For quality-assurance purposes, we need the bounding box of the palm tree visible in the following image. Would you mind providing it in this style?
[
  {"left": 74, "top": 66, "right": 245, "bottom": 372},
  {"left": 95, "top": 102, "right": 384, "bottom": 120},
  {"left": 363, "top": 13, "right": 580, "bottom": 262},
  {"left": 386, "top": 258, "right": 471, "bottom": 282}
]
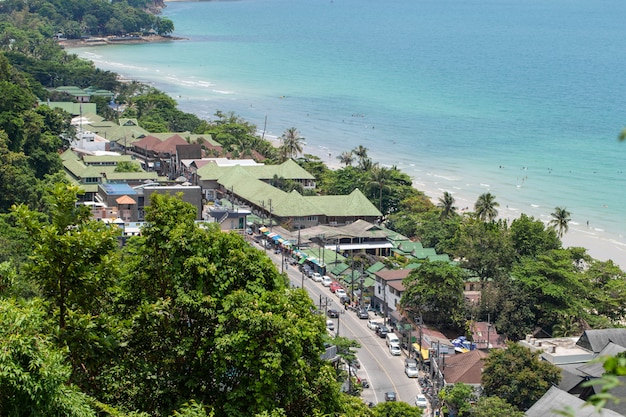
[
  {"left": 358, "top": 157, "right": 375, "bottom": 171},
  {"left": 437, "top": 191, "right": 457, "bottom": 220},
  {"left": 337, "top": 151, "right": 355, "bottom": 167},
  {"left": 474, "top": 192, "right": 499, "bottom": 222},
  {"left": 352, "top": 145, "right": 369, "bottom": 166},
  {"left": 369, "top": 165, "right": 391, "bottom": 214},
  {"left": 549, "top": 206, "right": 571, "bottom": 238},
  {"left": 280, "top": 127, "right": 305, "bottom": 160}
]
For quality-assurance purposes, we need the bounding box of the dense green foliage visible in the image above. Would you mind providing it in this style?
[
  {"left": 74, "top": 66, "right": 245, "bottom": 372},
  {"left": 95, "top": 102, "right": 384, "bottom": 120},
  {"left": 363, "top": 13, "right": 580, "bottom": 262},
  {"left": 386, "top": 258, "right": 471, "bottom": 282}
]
[
  {"left": 1, "top": 2, "right": 626, "bottom": 414},
  {"left": 401, "top": 261, "right": 466, "bottom": 328},
  {"left": 482, "top": 342, "right": 561, "bottom": 411},
  {"left": 0, "top": 0, "right": 172, "bottom": 39}
]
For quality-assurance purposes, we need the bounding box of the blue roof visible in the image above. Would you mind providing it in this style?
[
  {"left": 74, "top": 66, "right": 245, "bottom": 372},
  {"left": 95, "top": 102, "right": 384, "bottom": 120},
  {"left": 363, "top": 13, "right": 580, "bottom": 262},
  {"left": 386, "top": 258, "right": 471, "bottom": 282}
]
[{"left": 101, "top": 183, "right": 137, "bottom": 195}]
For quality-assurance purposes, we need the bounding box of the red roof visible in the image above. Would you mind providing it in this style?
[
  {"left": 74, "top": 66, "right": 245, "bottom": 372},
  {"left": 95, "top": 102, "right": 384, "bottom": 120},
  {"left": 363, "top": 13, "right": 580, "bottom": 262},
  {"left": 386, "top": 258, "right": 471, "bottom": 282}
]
[
  {"left": 153, "top": 134, "right": 188, "bottom": 155},
  {"left": 133, "top": 135, "right": 162, "bottom": 150}
]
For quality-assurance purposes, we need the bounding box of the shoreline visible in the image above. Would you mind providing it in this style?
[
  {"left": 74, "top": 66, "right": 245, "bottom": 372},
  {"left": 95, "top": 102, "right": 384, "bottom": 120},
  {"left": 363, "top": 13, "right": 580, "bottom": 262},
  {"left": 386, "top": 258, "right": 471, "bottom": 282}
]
[
  {"left": 296, "top": 142, "right": 626, "bottom": 270},
  {"left": 66, "top": 45, "right": 626, "bottom": 271},
  {"left": 59, "top": 35, "right": 186, "bottom": 49}
]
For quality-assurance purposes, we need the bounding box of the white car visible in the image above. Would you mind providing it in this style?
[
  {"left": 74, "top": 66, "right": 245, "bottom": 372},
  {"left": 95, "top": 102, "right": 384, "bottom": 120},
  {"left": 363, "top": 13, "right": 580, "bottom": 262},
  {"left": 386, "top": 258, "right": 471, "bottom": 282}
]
[
  {"left": 405, "top": 361, "right": 419, "bottom": 378},
  {"left": 389, "top": 344, "right": 401, "bottom": 356},
  {"left": 367, "top": 320, "right": 382, "bottom": 330},
  {"left": 326, "top": 319, "right": 335, "bottom": 331},
  {"left": 321, "top": 276, "right": 333, "bottom": 287},
  {"left": 335, "top": 288, "right": 347, "bottom": 298},
  {"left": 312, "top": 272, "right": 323, "bottom": 282},
  {"left": 415, "top": 394, "right": 428, "bottom": 408}
]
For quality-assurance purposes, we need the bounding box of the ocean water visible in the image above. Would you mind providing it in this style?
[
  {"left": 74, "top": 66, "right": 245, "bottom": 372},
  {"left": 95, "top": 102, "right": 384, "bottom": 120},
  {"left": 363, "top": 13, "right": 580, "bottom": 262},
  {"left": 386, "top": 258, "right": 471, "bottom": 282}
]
[{"left": 70, "top": 0, "right": 626, "bottom": 267}]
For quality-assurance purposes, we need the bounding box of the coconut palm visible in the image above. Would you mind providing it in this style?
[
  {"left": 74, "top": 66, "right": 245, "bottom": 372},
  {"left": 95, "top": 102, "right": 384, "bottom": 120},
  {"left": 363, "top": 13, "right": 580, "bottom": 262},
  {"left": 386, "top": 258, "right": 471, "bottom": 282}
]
[
  {"left": 352, "top": 145, "right": 369, "bottom": 165},
  {"left": 337, "top": 151, "right": 355, "bottom": 167},
  {"left": 474, "top": 192, "right": 499, "bottom": 222},
  {"left": 549, "top": 206, "right": 571, "bottom": 238},
  {"left": 437, "top": 191, "right": 457, "bottom": 220},
  {"left": 280, "top": 127, "right": 305, "bottom": 160},
  {"left": 369, "top": 165, "right": 391, "bottom": 214},
  {"left": 358, "top": 157, "right": 375, "bottom": 172}
]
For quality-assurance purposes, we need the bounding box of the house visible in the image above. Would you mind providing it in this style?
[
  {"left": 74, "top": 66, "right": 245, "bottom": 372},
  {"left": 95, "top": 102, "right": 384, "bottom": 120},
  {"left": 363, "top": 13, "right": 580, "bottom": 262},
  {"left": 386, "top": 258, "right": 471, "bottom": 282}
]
[
  {"left": 371, "top": 268, "right": 411, "bottom": 322},
  {"left": 197, "top": 161, "right": 380, "bottom": 228},
  {"left": 79, "top": 114, "right": 149, "bottom": 153},
  {"left": 525, "top": 386, "right": 624, "bottom": 417},
  {"left": 470, "top": 321, "right": 506, "bottom": 350},
  {"left": 520, "top": 328, "right": 626, "bottom": 413},
  {"left": 441, "top": 349, "right": 489, "bottom": 387}
]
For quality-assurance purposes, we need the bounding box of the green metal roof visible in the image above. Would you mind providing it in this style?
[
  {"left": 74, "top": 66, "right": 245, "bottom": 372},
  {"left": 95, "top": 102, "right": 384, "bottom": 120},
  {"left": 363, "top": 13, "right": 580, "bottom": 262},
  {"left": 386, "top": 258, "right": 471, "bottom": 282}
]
[
  {"left": 197, "top": 159, "right": 314, "bottom": 182},
  {"left": 83, "top": 155, "right": 134, "bottom": 164},
  {"left": 366, "top": 261, "right": 386, "bottom": 274},
  {"left": 362, "top": 277, "right": 375, "bottom": 288},
  {"left": 330, "top": 263, "right": 350, "bottom": 276},
  {"left": 427, "top": 254, "right": 451, "bottom": 263},
  {"left": 303, "top": 189, "right": 381, "bottom": 217},
  {"left": 413, "top": 248, "right": 437, "bottom": 259}
]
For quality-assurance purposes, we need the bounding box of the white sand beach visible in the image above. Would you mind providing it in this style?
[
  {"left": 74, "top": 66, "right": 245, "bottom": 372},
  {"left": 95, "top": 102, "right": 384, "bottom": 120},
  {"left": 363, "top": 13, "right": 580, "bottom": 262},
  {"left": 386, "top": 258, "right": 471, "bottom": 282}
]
[{"left": 300, "top": 142, "right": 626, "bottom": 271}]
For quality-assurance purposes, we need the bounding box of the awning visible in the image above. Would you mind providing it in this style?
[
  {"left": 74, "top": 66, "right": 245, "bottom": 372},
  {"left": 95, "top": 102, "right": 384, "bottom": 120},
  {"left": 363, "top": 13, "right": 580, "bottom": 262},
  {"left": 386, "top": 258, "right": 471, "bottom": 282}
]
[
  {"left": 413, "top": 343, "right": 430, "bottom": 361},
  {"left": 325, "top": 242, "right": 393, "bottom": 251},
  {"left": 272, "top": 235, "right": 282, "bottom": 242},
  {"left": 268, "top": 233, "right": 277, "bottom": 238},
  {"left": 259, "top": 226, "right": 269, "bottom": 233},
  {"left": 298, "top": 258, "right": 307, "bottom": 264}
]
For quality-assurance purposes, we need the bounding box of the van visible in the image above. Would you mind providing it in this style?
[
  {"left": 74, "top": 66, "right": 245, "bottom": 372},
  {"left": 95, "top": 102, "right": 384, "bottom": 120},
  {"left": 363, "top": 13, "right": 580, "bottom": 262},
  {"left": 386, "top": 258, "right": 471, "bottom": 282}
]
[{"left": 386, "top": 332, "right": 400, "bottom": 347}]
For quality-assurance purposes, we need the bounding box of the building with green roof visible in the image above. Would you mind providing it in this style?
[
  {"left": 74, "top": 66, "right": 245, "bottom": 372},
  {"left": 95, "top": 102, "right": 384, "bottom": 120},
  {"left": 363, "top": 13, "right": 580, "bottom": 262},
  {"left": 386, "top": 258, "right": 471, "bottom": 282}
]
[{"left": 196, "top": 159, "right": 381, "bottom": 229}]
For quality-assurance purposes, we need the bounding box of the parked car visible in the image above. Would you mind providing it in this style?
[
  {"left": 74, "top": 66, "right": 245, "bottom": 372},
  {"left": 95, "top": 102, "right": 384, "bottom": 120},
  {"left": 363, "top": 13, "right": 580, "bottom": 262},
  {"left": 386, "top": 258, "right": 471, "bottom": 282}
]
[
  {"left": 367, "top": 320, "right": 382, "bottom": 330},
  {"left": 356, "top": 308, "right": 369, "bottom": 319},
  {"left": 339, "top": 295, "right": 351, "bottom": 305},
  {"left": 327, "top": 309, "right": 339, "bottom": 318},
  {"left": 384, "top": 392, "right": 397, "bottom": 402},
  {"left": 322, "top": 276, "right": 333, "bottom": 287},
  {"left": 326, "top": 319, "right": 335, "bottom": 331},
  {"left": 312, "top": 272, "right": 323, "bottom": 282},
  {"left": 389, "top": 344, "right": 401, "bottom": 356},
  {"left": 329, "top": 282, "right": 342, "bottom": 293},
  {"left": 415, "top": 394, "right": 428, "bottom": 408},
  {"left": 376, "top": 325, "right": 389, "bottom": 338},
  {"left": 335, "top": 288, "right": 347, "bottom": 298},
  {"left": 405, "top": 359, "right": 419, "bottom": 378}
]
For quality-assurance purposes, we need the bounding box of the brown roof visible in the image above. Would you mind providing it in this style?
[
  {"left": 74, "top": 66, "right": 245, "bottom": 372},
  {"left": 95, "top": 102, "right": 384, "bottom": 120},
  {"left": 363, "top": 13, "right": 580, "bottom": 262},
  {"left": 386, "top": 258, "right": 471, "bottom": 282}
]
[
  {"left": 443, "top": 349, "right": 488, "bottom": 385},
  {"left": 116, "top": 195, "right": 137, "bottom": 205},
  {"left": 375, "top": 268, "right": 412, "bottom": 282},
  {"left": 388, "top": 280, "right": 406, "bottom": 292},
  {"left": 132, "top": 134, "right": 162, "bottom": 150},
  {"left": 471, "top": 321, "right": 506, "bottom": 349},
  {"left": 153, "top": 134, "right": 188, "bottom": 154}
]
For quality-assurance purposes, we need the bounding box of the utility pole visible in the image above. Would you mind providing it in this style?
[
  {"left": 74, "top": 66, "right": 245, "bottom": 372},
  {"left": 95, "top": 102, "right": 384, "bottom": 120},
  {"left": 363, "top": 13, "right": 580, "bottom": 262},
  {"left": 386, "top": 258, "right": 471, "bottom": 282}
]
[
  {"left": 268, "top": 199, "right": 273, "bottom": 232},
  {"left": 350, "top": 255, "right": 355, "bottom": 302},
  {"left": 337, "top": 310, "right": 345, "bottom": 337},
  {"left": 383, "top": 280, "right": 387, "bottom": 326},
  {"left": 319, "top": 296, "right": 332, "bottom": 316},
  {"left": 358, "top": 265, "right": 364, "bottom": 308}
]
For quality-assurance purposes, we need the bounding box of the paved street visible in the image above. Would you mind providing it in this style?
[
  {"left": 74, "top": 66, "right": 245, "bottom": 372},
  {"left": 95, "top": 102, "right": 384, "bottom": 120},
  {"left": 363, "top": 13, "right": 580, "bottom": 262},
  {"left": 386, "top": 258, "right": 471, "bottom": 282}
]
[{"left": 256, "top": 239, "right": 428, "bottom": 410}]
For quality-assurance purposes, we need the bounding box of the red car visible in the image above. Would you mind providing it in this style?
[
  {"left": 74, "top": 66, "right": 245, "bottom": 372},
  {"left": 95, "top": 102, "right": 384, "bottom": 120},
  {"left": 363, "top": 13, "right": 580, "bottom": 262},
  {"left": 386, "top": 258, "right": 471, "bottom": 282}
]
[{"left": 329, "top": 282, "right": 342, "bottom": 293}]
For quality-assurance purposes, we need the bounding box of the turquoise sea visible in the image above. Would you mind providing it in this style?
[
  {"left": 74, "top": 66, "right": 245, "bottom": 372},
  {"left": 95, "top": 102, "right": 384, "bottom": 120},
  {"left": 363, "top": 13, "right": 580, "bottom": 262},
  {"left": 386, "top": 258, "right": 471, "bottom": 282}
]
[{"left": 71, "top": 0, "right": 626, "bottom": 267}]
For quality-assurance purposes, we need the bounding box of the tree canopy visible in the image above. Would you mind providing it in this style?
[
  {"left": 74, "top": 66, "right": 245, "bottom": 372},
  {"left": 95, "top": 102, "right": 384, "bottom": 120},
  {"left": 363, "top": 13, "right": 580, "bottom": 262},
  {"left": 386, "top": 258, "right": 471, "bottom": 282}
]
[{"left": 482, "top": 342, "right": 560, "bottom": 411}]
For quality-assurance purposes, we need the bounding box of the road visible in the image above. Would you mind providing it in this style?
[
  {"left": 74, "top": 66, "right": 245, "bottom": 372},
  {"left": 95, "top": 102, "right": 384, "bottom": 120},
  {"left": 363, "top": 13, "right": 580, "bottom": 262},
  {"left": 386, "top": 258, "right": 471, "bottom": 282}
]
[{"left": 257, "top": 240, "right": 428, "bottom": 410}]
